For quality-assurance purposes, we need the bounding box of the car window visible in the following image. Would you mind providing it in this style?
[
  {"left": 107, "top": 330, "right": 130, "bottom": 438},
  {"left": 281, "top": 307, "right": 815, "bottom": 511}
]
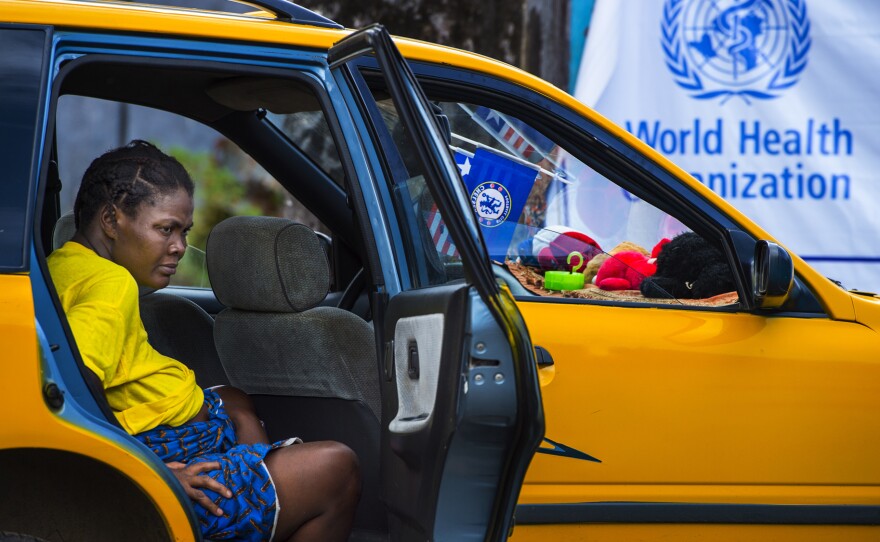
[
  {"left": 440, "top": 101, "right": 740, "bottom": 307},
  {"left": 266, "top": 110, "right": 345, "bottom": 188},
  {"left": 289, "top": 84, "right": 737, "bottom": 304},
  {"left": 55, "top": 96, "right": 328, "bottom": 289},
  {"left": 357, "top": 89, "right": 466, "bottom": 290}
]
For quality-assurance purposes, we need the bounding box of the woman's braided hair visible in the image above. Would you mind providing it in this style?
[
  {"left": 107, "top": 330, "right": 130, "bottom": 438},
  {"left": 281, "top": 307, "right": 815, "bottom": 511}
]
[{"left": 74, "top": 140, "right": 194, "bottom": 229}]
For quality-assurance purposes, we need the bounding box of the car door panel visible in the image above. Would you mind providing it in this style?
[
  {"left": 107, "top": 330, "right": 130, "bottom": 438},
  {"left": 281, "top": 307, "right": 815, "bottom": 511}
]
[
  {"left": 516, "top": 301, "right": 880, "bottom": 519},
  {"left": 329, "top": 25, "right": 543, "bottom": 541}
]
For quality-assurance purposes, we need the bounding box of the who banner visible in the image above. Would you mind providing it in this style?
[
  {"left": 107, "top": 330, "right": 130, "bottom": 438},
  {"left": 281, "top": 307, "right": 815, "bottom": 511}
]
[{"left": 576, "top": 0, "right": 880, "bottom": 291}]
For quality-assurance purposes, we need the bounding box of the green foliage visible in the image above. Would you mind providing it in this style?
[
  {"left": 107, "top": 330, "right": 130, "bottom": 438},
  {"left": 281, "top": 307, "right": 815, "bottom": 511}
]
[
  {"left": 167, "top": 146, "right": 262, "bottom": 288},
  {"left": 171, "top": 246, "right": 210, "bottom": 288},
  {"left": 168, "top": 146, "right": 262, "bottom": 252}
]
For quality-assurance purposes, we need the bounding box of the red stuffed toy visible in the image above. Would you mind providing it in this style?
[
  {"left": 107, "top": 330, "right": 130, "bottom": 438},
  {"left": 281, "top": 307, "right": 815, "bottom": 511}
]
[
  {"left": 648, "top": 237, "right": 670, "bottom": 263},
  {"left": 536, "top": 230, "right": 602, "bottom": 272},
  {"left": 595, "top": 238, "right": 670, "bottom": 291}
]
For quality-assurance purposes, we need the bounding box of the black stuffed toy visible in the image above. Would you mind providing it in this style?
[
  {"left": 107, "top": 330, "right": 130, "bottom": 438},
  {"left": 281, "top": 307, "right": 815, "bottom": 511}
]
[{"left": 640, "top": 232, "right": 735, "bottom": 299}]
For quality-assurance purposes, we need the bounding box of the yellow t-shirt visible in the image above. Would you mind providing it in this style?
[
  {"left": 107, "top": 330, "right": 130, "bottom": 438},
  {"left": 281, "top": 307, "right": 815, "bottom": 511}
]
[{"left": 47, "top": 241, "right": 204, "bottom": 435}]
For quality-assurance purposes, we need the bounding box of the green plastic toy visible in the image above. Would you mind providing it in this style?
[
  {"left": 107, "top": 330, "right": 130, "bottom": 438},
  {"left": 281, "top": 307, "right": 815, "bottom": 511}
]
[{"left": 544, "top": 251, "right": 586, "bottom": 291}]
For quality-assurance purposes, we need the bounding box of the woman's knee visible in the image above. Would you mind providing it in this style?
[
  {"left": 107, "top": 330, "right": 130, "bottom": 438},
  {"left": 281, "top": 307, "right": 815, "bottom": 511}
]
[
  {"left": 268, "top": 441, "right": 361, "bottom": 499},
  {"left": 267, "top": 441, "right": 360, "bottom": 540},
  {"left": 320, "top": 441, "right": 359, "bottom": 472},
  {"left": 302, "top": 441, "right": 360, "bottom": 493},
  {"left": 323, "top": 441, "right": 361, "bottom": 496}
]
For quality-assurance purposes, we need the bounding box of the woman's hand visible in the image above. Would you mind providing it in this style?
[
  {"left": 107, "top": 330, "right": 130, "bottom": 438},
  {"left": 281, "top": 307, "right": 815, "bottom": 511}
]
[{"left": 166, "top": 461, "right": 232, "bottom": 516}]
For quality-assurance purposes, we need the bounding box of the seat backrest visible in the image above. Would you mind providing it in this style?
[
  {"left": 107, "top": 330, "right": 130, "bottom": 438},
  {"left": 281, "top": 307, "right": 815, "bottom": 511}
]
[
  {"left": 206, "top": 215, "right": 380, "bottom": 420},
  {"left": 139, "top": 291, "right": 230, "bottom": 389},
  {"left": 207, "top": 216, "right": 384, "bottom": 533}
]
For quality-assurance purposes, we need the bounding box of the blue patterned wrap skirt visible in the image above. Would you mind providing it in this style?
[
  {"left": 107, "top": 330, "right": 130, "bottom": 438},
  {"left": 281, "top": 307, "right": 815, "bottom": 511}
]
[{"left": 135, "top": 388, "right": 297, "bottom": 541}]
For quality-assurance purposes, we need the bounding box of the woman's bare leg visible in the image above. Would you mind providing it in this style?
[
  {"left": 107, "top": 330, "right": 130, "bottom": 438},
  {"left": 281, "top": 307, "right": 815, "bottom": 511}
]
[
  {"left": 266, "top": 441, "right": 361, "bottom": 542},
  {"left": 215, "top": 386, "right": 361, "bottom": 540}
]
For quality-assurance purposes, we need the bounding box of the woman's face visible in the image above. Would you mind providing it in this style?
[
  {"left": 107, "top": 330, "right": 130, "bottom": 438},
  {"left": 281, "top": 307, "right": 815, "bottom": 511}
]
[{"left": 111, "top": 187, "right": 194, "bottom": 289}]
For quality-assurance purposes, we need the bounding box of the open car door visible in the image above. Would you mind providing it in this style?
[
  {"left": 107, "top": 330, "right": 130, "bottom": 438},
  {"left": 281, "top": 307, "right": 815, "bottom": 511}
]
[{"left": 329, "top": 26, "right": 544, "bottom": 541}]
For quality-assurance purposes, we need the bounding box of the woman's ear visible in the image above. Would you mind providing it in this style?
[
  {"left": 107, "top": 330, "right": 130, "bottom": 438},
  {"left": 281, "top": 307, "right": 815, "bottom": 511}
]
[{"left": 99, "top": 204, "right": 119, "bottom": 240}]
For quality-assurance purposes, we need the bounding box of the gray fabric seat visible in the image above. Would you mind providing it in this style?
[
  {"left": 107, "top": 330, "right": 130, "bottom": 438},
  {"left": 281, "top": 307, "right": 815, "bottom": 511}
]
[
  {"left": 52, "top": 211, "right": 76, "bottom": 251},
  {"left": 206, "top": 215, "right": 380, "bottom": 420},
  {"left": 206, "top": 216, "right": 385, "bottom": 535},
  {"left": 139, "top": 292, "right": 230, "bottom": 388}
]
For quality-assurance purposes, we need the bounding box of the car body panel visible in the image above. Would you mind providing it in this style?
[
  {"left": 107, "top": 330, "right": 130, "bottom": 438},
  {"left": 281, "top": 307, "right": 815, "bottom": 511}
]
[
  {"left": 519, "top": 300, "right": 880, "bottom": 494},
  {"left": 0, "top": 275, "right": 43, "bottom": 423},
  {"left": 1, "top": 273, "right": 195, "bottom": 539},
  {"left": 1, "top": 0, "right": 878, "bottom": 539}
]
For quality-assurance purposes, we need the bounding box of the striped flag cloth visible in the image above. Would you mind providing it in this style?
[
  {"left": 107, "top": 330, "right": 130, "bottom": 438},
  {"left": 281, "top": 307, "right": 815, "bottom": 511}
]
[
  {"left": 425, "top": 204, "right": 459, "bottom": 258},
  {"left": 470, "top": 106, "right": 555, "bottom": 162}
]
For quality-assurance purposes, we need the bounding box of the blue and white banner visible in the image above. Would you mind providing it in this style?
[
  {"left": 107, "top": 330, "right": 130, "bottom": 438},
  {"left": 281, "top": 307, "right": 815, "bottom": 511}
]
[
  {"left": 455, "top": 148, "right": 538, "bottom": 260},
  {"left": 575, "top": 0, "right": 880, "bottom": 291}
]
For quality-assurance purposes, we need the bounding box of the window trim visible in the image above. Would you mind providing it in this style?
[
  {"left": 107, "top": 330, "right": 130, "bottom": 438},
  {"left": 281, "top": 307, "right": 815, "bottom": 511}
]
[{"left": 0, "top": 25, "right": 53, "bottom": 273}]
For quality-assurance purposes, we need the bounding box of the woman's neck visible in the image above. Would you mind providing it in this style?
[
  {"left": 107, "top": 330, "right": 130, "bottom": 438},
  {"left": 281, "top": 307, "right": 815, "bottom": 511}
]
[{"left": 71, "top": 229, "right": 113, "bottom": 260}]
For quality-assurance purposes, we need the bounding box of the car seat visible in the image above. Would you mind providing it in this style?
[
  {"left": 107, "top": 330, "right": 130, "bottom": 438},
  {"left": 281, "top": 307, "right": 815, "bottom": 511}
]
[
  {"left": 139, "top": 292, "right": 230, "bottom": 388},
  {"left": 206, "top": 215, "right": 385, "bottom": 534},
  {"left": 51, "top": 211, "right": 76, "bottom": 251}
]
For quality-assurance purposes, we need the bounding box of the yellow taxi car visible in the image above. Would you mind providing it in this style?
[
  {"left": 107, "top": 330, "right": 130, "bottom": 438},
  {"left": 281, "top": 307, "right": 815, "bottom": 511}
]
[{"left": 0, "top": 1, "right": 878, "bottom": 541}]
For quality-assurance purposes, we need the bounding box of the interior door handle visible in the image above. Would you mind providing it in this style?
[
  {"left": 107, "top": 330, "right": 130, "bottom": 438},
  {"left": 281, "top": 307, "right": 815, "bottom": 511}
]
[
  {"left": 534, "top": 345, "right": 554, "bottom": 367},
  {"left": 407, "top": 341, "right": 420, "bottom": 379}
]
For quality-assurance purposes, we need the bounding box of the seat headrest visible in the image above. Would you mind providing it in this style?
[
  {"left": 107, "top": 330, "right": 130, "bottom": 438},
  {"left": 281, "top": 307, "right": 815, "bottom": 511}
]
[
  {"left": 53, "top": 211, "right": 76, "bottom": 251},
  {"left": 206, "top": 216, "right": 329, "bottom": 312}
]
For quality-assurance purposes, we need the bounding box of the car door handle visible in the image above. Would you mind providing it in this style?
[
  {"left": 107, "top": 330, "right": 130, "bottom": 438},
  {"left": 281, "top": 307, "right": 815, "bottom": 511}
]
[
  {"left": 534, "top": 345, "right": 554, "bottom": 367},
  {"left": 407, "top": 341, "right": 420, "bottom": 379}
]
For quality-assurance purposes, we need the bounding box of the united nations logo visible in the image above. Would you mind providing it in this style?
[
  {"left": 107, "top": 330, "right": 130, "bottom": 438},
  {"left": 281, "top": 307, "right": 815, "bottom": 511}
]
[
  {"left": 662, "top": 0, "right": 811, "bottom": 103},
  {"left": 470, "top": 182, "right": 511, "bottom": 228}
]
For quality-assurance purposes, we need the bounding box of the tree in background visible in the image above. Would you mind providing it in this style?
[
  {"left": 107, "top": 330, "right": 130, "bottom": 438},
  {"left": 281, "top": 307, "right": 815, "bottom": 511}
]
[
  {"left": 298, "top": 1, "right": 522, "bottom": 66},
  {"left": 146, "top": 0, "right": 570, "bottom": 87},
  {"left": 296, "top": 0, "right": 569, "bottom": 89}
]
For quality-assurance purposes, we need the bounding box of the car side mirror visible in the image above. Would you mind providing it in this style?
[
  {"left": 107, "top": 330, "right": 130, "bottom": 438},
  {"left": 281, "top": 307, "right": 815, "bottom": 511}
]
[{"left": 752, "top": 240, "right": 794, "bottom": 309}]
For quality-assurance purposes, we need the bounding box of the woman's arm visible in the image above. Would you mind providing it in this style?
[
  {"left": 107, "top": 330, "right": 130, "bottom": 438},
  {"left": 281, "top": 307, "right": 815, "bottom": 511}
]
[{"left": 64, "top": 273, "right": 135, "bottom": 384}]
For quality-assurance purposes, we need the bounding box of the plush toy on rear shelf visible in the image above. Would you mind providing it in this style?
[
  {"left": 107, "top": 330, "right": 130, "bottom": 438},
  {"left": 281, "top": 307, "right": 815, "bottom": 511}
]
[
  {"left": 516, "top": 226, "right": 602, "bottom": 271},
  {"left": 594, "top": 238, "right": 669, "bottom": 291},
  {"left": 583, "top": 240, "right": 647, "bottom": 285},
  {"left": 516, "top": 226, "right": 603, "bottom": 292},
  {"left": 535, "top": 227, "right": 602, "bottom": 272},
  {"left": 640, "top": 232, "right": 735, "bottom": 299}
]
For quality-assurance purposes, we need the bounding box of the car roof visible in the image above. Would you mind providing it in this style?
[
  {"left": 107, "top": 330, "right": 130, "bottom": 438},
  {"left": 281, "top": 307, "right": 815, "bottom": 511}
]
[{"left": 22, "top": 0, "right": 341, "bottom": 26}]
